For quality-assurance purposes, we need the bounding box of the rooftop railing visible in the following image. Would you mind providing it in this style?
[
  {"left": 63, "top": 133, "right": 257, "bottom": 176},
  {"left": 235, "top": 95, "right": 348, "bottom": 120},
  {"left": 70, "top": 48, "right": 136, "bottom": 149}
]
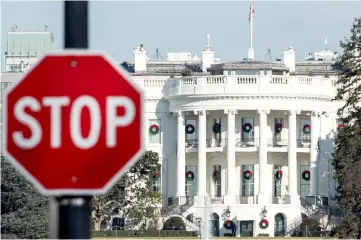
[{"left": 167, "top": 75, "right": 337, "bottom": 97}]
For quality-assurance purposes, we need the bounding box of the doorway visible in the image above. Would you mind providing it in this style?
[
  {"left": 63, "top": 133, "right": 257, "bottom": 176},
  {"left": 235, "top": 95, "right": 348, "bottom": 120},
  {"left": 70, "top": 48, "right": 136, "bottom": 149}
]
[
  {"left": 239, "top": 221, "right": 253, "bottom": 237},
  {"left": 274, "top": 213, "right": 285, "bottom": 236}
]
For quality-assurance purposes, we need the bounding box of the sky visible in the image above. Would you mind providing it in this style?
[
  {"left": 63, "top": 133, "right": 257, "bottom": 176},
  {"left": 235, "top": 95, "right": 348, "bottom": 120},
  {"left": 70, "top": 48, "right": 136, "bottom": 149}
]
[{"left": 1, "top": 1, "right": 361, "bottom": 69}]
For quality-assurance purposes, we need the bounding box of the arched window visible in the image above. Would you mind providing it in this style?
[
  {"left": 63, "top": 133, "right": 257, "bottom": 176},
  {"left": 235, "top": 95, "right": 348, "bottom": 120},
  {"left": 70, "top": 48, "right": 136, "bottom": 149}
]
[{"left": 274, "top": 213, "right": 285, "bottom": 237}]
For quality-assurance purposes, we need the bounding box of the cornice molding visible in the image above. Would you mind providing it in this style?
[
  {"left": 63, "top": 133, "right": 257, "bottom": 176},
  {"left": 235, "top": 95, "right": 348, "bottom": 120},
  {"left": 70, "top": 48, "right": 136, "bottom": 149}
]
[
  {"left": 164, "top": 94, "right": 334, "bottom": 102},
  {"left": 224, "top": 109, "right": 238, "bottom": 115}
]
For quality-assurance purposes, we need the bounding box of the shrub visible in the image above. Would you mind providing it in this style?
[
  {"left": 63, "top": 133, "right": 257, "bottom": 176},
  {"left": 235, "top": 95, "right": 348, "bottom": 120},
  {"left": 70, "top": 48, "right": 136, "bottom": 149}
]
[
  {"left": 92, "top": 230, "right": 197, "bottom": 238},
  {"left": 163, "top": 216, "right": 186, "bottom": 230}
]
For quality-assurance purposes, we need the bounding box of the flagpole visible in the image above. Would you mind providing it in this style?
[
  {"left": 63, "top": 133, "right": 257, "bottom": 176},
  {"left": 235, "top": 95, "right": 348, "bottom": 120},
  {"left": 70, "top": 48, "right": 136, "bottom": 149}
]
[
  {"left": 248, "top": 0, "right": 255, "bottom": 61},
  {"left": 250, "top": 8, "right": 253, "bottom": 50}
]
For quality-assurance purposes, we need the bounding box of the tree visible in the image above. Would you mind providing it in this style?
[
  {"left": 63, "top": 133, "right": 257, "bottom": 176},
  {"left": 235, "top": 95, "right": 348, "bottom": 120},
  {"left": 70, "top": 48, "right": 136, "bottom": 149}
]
[
  {"left": 331, "top": 17, "right": 361, "bottom": 238},
  {"left": 91, "top": 151, "right": 162, "bottom": 230},
  {"left": 1, "top": 156, "right": 48, "bottom": 239}
]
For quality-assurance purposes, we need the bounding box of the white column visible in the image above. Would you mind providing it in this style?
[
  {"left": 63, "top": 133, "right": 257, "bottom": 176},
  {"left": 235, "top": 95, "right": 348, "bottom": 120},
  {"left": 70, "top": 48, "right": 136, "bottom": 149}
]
[
  {"left": 287, "top": 110, "right": 300, "bottom": 204},
  {"left": 257, "top": 109, "right": 270, "bottom": 204},
  {"left": 224, "top": 109, "right": 237, "bottom": 204},
  {"left": 174, "top": 111, "right": 186, "bottom": 203},
  {"left": 195, "top": 110, "right": 207, "bottom": 201},
  {"left": 310, "top": 111, "right": 320, "bottom": 196}
]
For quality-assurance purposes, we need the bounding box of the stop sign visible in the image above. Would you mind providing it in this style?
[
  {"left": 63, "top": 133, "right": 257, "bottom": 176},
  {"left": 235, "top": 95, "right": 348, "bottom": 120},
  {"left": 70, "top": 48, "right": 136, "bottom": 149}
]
[{"left": 3, "top": 51, "right": 144, "bottom": 195}]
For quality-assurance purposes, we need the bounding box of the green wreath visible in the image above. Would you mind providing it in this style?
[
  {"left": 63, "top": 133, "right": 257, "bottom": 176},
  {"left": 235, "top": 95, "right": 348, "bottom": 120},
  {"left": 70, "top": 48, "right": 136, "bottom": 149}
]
[
  {"left": 242, "top": 123, "right": 253, "bottom": 133},
  {"left": 224, "top": 220, "right": 234, "bottom": 229},
  {"left": 303, "top": 124, "right": 311, "bottom": 134},
  {"left": 243, "top": 170, "right": 253, "bottom": 180},
  {"left": 186, "top": 124, "right": 195, "bottom": 134},
  {"left": 186, "top": 171, "right": 194, "bottom": 181},
  {"left": 259, "top": 219, "right": 269, "bottom": 229},
  {"left": 149, "top": 124, "right": 160, "bottom": 135},
  {"left": 302, "top": 170, "right": 310, "bottom": 181},
  {"left": 152, "top": 172, "right": 160, "bottom": 180},
  {"left": 275, "top": 123, "right": 283, "bottom": 133},
  {"left": 213, "top": 170, "right": 220, "bottom": 180},
  {"left": 275, "top": 170, "right": 282, "bottom": 180},
  {"left": 213, "top": 123, "right": 221, "bottom": 134}
]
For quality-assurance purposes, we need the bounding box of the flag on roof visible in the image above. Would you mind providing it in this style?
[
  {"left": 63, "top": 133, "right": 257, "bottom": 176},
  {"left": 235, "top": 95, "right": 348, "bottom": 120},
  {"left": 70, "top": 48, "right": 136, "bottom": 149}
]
[{"left": 248, "top": 0, "right": 255, "bottom": 23}]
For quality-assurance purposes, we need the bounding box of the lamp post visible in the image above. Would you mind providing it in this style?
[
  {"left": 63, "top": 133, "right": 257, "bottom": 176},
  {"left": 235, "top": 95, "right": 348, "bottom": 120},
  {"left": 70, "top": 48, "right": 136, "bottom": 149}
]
[
  {"left": 196, "top": 217, "right": 202, "bottom": 239},
  {"left": 260, "top": 206, "right": 268, "bottom": 218}
]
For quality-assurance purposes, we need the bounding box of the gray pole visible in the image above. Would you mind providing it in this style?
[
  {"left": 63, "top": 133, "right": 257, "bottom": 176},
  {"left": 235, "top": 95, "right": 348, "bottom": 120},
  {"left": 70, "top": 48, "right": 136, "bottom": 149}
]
[{"left": 55, "top": 1, "right": 91, "bottom": 239}]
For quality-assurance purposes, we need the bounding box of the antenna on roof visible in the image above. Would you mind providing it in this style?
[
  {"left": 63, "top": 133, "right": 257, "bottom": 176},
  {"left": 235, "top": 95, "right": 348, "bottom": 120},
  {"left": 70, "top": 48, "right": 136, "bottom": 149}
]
[
  {"left": 324, "top": 37, "right": 328, "bottom": 51},
  {"left": 264, "top": 49, "right": 272, "bottom": 61},
  {"left": 153, "top": 48, "right": 163, "bottom": 60},
  {"left": 44, "top": 25, "right": 48, "bottom": 31}
]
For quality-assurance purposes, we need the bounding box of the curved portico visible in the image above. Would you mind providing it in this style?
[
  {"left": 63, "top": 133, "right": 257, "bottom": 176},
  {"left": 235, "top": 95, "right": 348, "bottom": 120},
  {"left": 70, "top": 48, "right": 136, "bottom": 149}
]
[{"left": 171, "top": 105, "right": 333, "bottom": 206}]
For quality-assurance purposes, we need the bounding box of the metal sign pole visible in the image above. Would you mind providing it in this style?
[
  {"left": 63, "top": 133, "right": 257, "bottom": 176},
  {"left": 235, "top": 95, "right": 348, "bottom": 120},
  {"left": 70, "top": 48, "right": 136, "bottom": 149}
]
[{"left": 56, "top": 1, "right": 91, "bottom": 239}]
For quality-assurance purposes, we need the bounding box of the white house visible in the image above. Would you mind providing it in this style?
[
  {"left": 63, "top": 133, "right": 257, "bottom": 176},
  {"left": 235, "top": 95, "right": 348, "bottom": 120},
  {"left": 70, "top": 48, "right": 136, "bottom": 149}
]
[
  {"left": 0, "top": 36, "right": 342, "bottom": 237},
  {"left": 130, "top": 38, "right": 341, "bottom": 237}
]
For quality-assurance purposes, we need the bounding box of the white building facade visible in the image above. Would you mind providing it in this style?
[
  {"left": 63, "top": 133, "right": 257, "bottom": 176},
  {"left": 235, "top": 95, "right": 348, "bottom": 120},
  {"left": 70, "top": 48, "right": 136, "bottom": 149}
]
[
  {"left": 131, "top": 43, "right": 341, "bottom": 237},
  {"left": 1, "top": 39, "right": 341, "bottom": 236}
]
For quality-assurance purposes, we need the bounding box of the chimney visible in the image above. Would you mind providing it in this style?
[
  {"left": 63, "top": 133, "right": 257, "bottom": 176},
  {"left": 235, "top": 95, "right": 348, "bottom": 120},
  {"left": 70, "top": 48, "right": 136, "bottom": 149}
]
[
  {"left": 283, "top": 47, "right": 296, "bottom": 73},
  {"left": 133, "top": 44, "right": 147, "bottom": 72}
]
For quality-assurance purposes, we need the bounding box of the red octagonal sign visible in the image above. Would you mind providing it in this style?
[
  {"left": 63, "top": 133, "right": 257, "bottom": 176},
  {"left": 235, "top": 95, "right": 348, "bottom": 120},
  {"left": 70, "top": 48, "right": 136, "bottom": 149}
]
[{"left": 3, "top": 51, "right": 144, "bottom": 196}]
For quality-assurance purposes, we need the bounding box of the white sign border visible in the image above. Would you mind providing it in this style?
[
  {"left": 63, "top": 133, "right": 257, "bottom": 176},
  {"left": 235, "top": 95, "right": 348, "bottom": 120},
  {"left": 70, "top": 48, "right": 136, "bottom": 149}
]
[{"left": 3, "top": 50, "right": 145, "bottom": 196}]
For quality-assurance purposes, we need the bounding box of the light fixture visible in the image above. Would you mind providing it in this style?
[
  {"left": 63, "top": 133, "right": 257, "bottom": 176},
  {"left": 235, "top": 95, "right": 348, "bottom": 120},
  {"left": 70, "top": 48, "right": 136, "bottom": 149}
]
[
  {"left": 196, "top": 217, "right": 202, "bottom": 224},
  {"left": 260, "top": 206, "right": 268, "bottom": 218},
  {"left": 224, "top": 206, "right": 231, "bottom": 218}
]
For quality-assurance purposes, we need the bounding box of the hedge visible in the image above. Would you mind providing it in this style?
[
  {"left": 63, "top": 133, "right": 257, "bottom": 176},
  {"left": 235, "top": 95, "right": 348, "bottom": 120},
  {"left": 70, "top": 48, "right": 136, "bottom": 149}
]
[{"left": 92, "top": 230, "right": 198, "bottom": 238}]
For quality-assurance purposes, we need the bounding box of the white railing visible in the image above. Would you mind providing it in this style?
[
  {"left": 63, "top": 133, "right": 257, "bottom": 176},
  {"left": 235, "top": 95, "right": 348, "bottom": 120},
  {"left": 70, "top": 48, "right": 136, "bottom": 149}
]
[
  {"left": 167, "top": 75, "right": 337, "bottom": 98},
  {"left": 1, "top": 73, "right": 338, "bottom": 99}
]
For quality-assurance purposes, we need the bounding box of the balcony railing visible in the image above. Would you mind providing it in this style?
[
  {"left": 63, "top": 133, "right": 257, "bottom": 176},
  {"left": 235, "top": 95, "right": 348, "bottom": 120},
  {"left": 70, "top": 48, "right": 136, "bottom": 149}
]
[
  {"left": 237, "top": 195, "right": 257, "bottom": 204},
  {"left": 185, "top": 138, "right": 226, "bottom": 148},
  {"left": 209, "top": 195, "right": 224, "bottom": 204},
  {"left": 272, "top": 195, "right": 291, "bottom": 204},
  {"left": 186, "top": 137, "right": 311, "bottom": 149},
  {"left": 235, "top": 137, "right": 257, "bottom": 148},
  {"left": 167, "top": 75, "right": 336, "bottom": 98}
]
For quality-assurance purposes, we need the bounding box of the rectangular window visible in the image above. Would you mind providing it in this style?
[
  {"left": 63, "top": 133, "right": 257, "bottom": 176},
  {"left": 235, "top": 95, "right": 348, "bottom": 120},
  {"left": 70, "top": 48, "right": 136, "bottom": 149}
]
[
  {"left": 185, "top": 165, "right": 197, "bottom": 196},
  {"left": 241, "top": 165, "right": 254, "bottom": 196},
  {"left": 212, "top": 165, "right": 221, "bottom": 197},
  {"left": 241, "top": 117, "right": 255, "bottom": 143},
  {"left": 274, "top": 118, "right": 284, "bottom": 141},
  {"left": 148, "top": 119, "right": 161, "bottom": 144},
  {"left": 300, "top": 165, "right": 310, "bottom": 199},
  {"left": 152, "top": 165, "right": 161, "bottom": 194},
  {"left": 212, "top": 118, "right": 222, "bottom": 147},
  {"left": 274, "top": 165, "right": 282, "bottom": 196},
  {"left": 300, "top": 119, "right": 311, "bottom": 144},
  {"left": 185, "top": 119, "right": 197, "bottom": 148}
]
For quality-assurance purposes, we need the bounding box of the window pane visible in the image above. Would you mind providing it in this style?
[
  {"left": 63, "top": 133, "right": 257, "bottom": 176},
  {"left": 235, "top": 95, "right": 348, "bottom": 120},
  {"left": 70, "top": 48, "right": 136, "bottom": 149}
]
[
  {"left": 152, "top": 166, "right": 161, "bottom": 194},
  {"left": 213, "top": 165, "right": 221, "bottom": 197},
  {"left": 185, "top": 119, "right": 198, "bottom": 148},
  {"left": 185, "top": 165, "right": 197, "bottom": 196},
  {"left": 213, "top": 118, "right": 222, "bottom": 142},
  {"left": 274, "top": 165, "right": 282, "bottom": 196},
  {"left": 241, "top": 165, "right": 254, "bottom": 196},
  {"left": 300, "top": 165, "right": 310, "bottom": 199},
  {"left": 241, "top": 118, "right": 254, "bottom": 143},
  {"left": 274, "top": 118, "right": 284, "bottom": 141},
  {"left": 300, "top": 119, "right": 311, "bottom": 143}
]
